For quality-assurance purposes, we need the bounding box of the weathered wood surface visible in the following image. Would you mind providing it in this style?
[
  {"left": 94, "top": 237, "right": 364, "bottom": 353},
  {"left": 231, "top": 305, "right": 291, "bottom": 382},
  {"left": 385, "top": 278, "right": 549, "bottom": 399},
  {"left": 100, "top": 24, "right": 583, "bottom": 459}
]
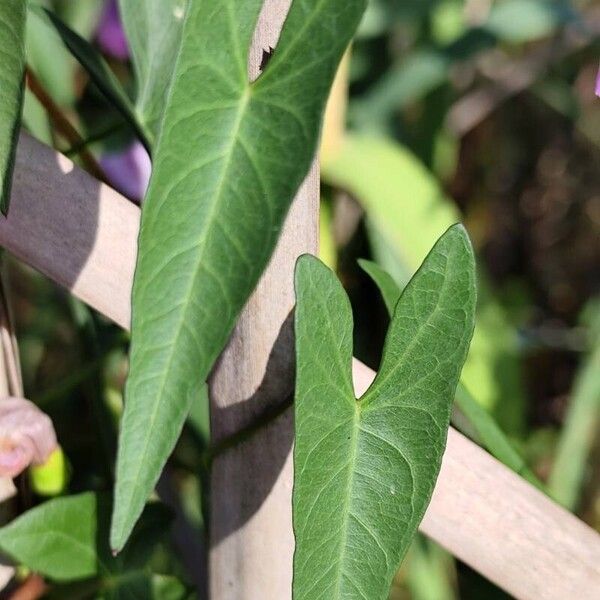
[
  {"left": 208, "top": 1, "right": 318, "bottom": 596},
  {"left": 4, "top": 133, "right": 600, "bottom": 600}
]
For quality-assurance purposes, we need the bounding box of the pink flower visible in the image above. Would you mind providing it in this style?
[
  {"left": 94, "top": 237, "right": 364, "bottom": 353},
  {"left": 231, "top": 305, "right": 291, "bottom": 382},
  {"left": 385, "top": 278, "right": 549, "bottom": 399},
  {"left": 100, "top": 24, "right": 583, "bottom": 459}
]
[
  {"left": 0, "top": 398, "right": 57, "bottom": 478},
  {"left": 100, "top": 140, "right": 152, "bottom": 202},
  {"left": 96, "top": 0, "right": 129, "bottom": 60},
  {"left": 596, "top": 67, "right": 600, "bottom": 98}
]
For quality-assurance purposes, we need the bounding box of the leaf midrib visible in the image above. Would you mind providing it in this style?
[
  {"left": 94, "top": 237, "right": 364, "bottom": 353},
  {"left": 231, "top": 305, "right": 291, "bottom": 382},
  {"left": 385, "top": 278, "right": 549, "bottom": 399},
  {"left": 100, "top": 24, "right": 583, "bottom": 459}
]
[
  {"left": 328, "top": 266, "right": 451, "bottom": 597},
  {"left": 331, "top": 403, "right": 360, "bottom": 599}
]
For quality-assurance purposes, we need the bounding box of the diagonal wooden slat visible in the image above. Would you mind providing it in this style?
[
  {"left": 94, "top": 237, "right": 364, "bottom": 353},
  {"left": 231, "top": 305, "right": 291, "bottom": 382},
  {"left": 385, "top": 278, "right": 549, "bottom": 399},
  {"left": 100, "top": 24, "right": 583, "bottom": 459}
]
[
  {"left": 2, "top": 132, "right": 600, "bottom": 600},
  {"left": 4, "top": 133, "right": 136, "bottom": 330}
]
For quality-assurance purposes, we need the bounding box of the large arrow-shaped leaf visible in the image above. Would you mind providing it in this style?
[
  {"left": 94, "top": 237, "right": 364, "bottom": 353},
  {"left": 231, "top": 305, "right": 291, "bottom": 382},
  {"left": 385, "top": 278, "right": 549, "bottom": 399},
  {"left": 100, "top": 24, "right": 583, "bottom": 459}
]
[
  {"left": 0, "top": 0, "right": 26, "bottom": 215},
  {"left": 111, "top": 0, "right": 366, "bottom": 551},
  {"left": 293, "top": 225, "right": 476, "bottom": 599}
]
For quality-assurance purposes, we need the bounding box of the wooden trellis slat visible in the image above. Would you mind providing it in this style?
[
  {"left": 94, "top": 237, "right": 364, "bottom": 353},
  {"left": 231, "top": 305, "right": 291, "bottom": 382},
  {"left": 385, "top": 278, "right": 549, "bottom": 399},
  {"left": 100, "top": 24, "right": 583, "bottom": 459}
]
[
  {"left": 208, "top": 1, "right": 318, "bottom": 596},
  {"left": 4, "top": 132, "right": 600, "bottom": 600}
]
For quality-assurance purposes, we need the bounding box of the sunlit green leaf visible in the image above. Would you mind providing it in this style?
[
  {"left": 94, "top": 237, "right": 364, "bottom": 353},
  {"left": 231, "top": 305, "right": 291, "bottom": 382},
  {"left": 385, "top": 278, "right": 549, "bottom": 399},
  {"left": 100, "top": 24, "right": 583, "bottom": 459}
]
[
  {"left": 53, "top": 0, "right": 104, "bottom": 40},
  {"left": 112, "top": 0, "right": 366, "bottom": 552},
  {"left": 22, "top": 87, "right": 52, "bottom": 145},
  {"left": 405, "top": 536, "right": 455, "bottom": 600},
  {"left": 293, "top": 225, "right": 476, "bottom": 600},
  {"left": 26, "top": 2, "right": 76, "bottom": 108},
  {"left": 351, "top": 30, "right": 497, "bottom": 128},
  {"left": 0, "top": 493, "right": 101, "bottom": 580},
  {"left": 0, "top": 493, "right": 171, "bottom": 582},
  {"left": 0, "top": 0, "right": 26, "bottom": 215},
  {"left": 485, "top": 0, "right": 572, "bottom": 43},
  {"left": 352, "top": 50, "right": 449, "bottom": 127},
  {"left": 319, "top": 198, "right": 337, "bottom": 270}
]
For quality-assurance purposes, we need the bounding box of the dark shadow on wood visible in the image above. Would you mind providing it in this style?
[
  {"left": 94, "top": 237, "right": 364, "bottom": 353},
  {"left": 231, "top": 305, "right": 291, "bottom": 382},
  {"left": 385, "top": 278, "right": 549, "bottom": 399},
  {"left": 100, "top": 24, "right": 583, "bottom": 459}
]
[{"left": 209, "top": 311, "right": 295, "bottom": 546}]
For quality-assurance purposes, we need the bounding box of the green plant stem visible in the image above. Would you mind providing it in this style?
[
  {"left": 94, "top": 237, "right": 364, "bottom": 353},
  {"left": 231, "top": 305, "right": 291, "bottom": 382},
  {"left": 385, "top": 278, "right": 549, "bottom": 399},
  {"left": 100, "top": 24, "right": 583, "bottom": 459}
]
[
  {"left": 548, "top": 342, "right": 600, "bottom": 510},
  {"left": 63, "top": 121, "right": 126, "bottom": 157}
]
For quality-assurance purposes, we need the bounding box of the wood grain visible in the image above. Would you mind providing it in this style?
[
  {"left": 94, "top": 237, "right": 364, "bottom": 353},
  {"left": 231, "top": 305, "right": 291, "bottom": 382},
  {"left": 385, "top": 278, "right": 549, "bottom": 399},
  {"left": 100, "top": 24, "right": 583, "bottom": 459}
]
[
  {"left": 208, "top": 2, "right": 318, "bottom": 596},
  {"left": 4, "top": 133, "right": 600, "bottom": 599}
]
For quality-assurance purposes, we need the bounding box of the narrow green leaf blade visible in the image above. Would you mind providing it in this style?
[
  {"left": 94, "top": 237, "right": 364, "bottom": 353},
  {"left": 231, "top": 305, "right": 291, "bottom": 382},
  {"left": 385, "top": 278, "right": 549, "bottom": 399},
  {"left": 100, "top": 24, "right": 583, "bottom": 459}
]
[
  {"left": 112, "top": 0, "right": 366, "bottom": 551},
  {"left": 454, "top": 384, "right": 542, "bottom": 488},
  {"left": 37, "top": 7, "right": 151, "bottom": 152},
  {"left": 118, "top": 0, "right": 187, "bottom": 140},
  {"left": 357, "top": 258, "right": 401, "bottom": 316},
  {"left": 293, "top": 225, "right": 476, "bottom": 600},
  {"left": 0, "top": 0, "right": 26, "bottom": 215},
  {"left": 359, "top": 257, "right": 542, "bottom": 488},
  {"left": 548, "top": 304, "right": 600, "bottom": 509}
]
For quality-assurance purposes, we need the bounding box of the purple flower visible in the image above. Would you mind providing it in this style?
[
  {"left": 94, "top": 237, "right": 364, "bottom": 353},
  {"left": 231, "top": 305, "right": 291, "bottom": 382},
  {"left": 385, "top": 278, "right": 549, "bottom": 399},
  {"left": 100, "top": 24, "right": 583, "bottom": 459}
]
[
  {"left": 96, "top": 0, "right": 129, "bottom": 60},
  {"left": 101, "top": 141, "right": 151, "bottom": 202}
]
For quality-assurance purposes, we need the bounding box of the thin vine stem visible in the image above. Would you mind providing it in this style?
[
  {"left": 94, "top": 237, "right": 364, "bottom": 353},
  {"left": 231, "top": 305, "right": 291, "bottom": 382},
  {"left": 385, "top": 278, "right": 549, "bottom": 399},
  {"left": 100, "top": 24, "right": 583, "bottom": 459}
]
[{"left": 25, "top": 66, "right": 109, "bottom": 184}]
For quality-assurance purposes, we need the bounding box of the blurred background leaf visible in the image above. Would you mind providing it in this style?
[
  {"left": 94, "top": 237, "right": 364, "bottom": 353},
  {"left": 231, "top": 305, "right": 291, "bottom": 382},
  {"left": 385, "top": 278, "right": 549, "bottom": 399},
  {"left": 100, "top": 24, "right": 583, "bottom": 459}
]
[{"left": 323, "top": 134, "right": 526, "bottom": 434}]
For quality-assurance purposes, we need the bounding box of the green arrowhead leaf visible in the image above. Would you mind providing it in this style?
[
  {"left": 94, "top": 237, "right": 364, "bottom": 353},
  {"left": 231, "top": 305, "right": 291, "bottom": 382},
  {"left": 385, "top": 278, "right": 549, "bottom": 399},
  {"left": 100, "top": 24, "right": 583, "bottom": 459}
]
[
  {"left": 118, "top": 0, "right": 187, "bottom": 141},
  {"left": 293, "top": 225, "right": 476, "bottom": 600},
  {"left": 0, "top": 493, "right": 171, "bottom": 582},
  {"left": 36, "top": 7, "right": 151, "bottom": 152},
  {"left": 359, "top": 258, "right": 543, "bottom": 489},
  {"left": 112, "top": 0, "right": 366, "bottom": 551},
  {"left": 0, "top": 0, "right": 26, "bottom": 215}
]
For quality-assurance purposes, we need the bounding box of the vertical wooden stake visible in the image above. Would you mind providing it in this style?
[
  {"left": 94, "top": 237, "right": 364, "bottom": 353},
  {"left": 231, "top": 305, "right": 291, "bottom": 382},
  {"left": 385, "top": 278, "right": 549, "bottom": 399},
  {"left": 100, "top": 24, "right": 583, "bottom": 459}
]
[{"left": 208, "top": 2, "right": 318, "bottom": 598}]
